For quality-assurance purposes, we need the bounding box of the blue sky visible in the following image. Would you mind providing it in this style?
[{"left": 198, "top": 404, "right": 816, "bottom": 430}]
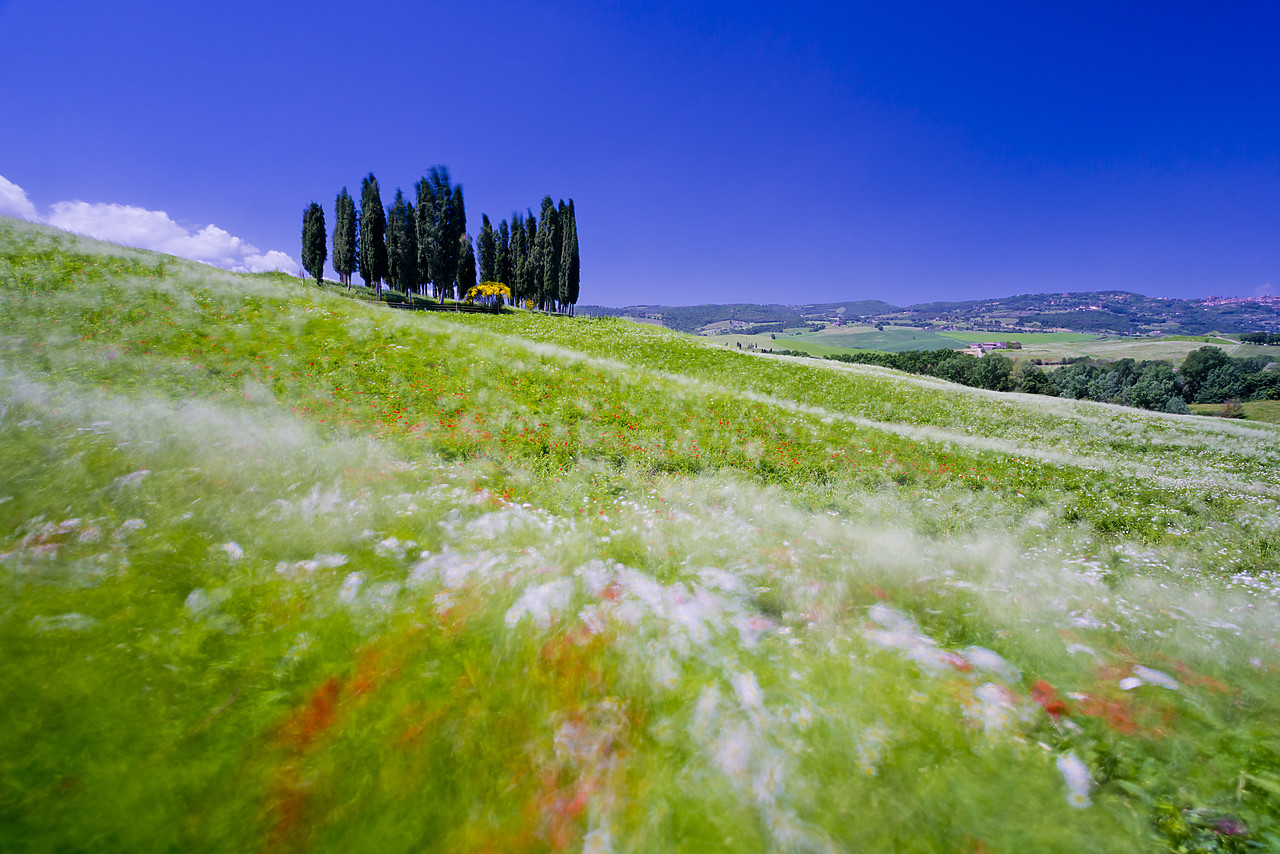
[{"left": 1, "top": 1, "right": 1276, "bottom": 307}]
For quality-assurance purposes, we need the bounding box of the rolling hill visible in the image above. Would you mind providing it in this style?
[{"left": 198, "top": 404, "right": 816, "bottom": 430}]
[
  {"left": 581, "top": 291, "right": 1280, "bottom": 337},
  {"left": 4, "top": 216, "right": 1280, "bottom": 852}
]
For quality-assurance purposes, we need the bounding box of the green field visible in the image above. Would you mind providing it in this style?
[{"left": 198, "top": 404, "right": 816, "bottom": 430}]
[
  {"left": 939, "top": 330, "right": 1105, "bottom": 345},
  {"left": 1015, "top": 338, "right": 1239, "bottom": 364},
  {"left": 5, "top": 216, "right": 1280, "bottom": 852},
  {"left": 713, "top": 325, "right": 967, "bottom": 354},
  {"left": 1191, "top": 399, "right": 1280, "bottom": 424},
  {"left": 707, "top": 325, "right": 1256, "bottom": 367}
]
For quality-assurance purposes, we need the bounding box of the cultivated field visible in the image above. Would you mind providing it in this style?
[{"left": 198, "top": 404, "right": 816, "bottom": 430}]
[{"left": 4, "top": 217, "right": 1280, "bottom": 853}]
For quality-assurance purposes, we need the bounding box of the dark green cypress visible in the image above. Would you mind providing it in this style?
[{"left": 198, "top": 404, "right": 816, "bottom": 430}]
[
  {"left": 523, "top": 211, "right": 538, "bottom": 308},
  {"left": 551, "top": 199, "right": 567, "bottom": 311},
  {"left": 496, "top": 219, "right": 511, "bottom": 291},
  {"left": 301, "top": 202, "right": 327, "bottom": 283},
  {"left": 403, "top": 199, "right": 419, "bottom": 295},
  {"left": 414, "top": 177, "right": 437, "bottom": 297},
  {"left": 458, "top": 234, "right": 477, "bottom": 299},
  {"left": 333, "top": 188, "right": 356, "bottom": 288},
  {"left": 358, "top": 173, "right": 387, "bottom": 293},
  {"left": 419, "top": 166, "right": 454, "bottom": 300},
  {"left": 559, "top": 199, "right": 579, "bottom": 312},
  {"left": 509, "top": 215, "right": 526, "bottom": 305},
  {"left": 386, "top": 189, "right": 418, "bottom": 295},
  {"left": 478, "top": 214, "right": 496, "bottom": 285},
  {"left": 534, "top": 196, "right": 557, "bottom": 311},
  {"left": 446, "top": 185, "right": 466, "bottom": 299}
]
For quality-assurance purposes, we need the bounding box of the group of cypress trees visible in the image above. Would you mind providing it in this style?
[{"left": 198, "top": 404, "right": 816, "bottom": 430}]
[
  {"left": 302, "top": 168, "right": 580, "bottom": 312},
  {"left": 475, "top": 196, "right": 580, "bottom": 314}
]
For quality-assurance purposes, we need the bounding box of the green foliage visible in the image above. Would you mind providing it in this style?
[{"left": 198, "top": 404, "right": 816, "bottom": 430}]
[
  {"left": 414, "top": 166, "right": 464, "bottom": 302},
  {"left": 495, "top": 218, "right": 511, "bottom": 295},
  {"left": 385, "top": 189, "right": 419, "bottom": 295},
  {"left": 457, "top": 233, "right": 476, "bottom": 300},
  {"left": 332, "top": 187, "right": 357, "bottom": 288},
  {"left": 477, "top": 214, "right": 496, "bottom": 286},
  {"left": 507, "top": 215, "right": 526, "bottom": 305},
  {"left": 300, "top": 201, "right": 326, "bottom": 282},
  {"left": 522, "top": 211, "right": 538, "bottom": 306},
  {"left": 558, "top": 199, "right": 580, "bottom": 310},
  {"left": 358, "top": 173, "right": 387, "bottom": 291},
  {"left": 533, "top": 195, "right": 556, "bottom": 311}
]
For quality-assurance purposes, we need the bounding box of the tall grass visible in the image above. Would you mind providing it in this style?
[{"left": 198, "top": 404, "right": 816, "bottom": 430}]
[{"left": 3, "top": 216, "right": 1280, "bottom": 852}]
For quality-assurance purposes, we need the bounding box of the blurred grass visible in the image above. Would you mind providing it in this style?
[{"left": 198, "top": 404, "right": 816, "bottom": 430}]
[{"left": 3, "top": 216, "right": 1280, "bottom": 852}]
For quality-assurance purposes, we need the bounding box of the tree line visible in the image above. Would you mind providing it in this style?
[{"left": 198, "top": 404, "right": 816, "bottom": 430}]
[
  {"left": 807, "top": 346, "right": 1279, "bottom": 414},
  {"left": 1239, "top": 332, "right": 1280, "bottom": 345},
  {"left": 301, "top": 167, "right": 580, "bottom": 312}
]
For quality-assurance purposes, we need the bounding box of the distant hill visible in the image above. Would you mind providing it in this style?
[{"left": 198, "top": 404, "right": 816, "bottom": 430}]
[{"left": 579, "top": 291, "right": 1280, "bottom": 336}]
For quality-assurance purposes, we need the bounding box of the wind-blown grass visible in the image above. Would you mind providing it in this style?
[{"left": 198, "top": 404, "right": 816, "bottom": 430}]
[{"left": 3, "top": 216, "right": 1280, "bottom": 852}]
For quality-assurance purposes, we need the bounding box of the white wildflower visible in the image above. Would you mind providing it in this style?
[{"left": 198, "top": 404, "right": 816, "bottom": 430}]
[
  {"left": 856, "top": 725, "right": 891, "bottom": 776},
  {"left": 966, "top": 682, "right": 1022, "bottom": 735},
  {"left": 115, "top": 469, "right": 149, "bottom": 487},
  {"left": 1056, "top": 752, "right": 1093, "bottom": 808},
  {"left": 963, "top": 646, "right": 1021, "bottom": 682},
  {"left": 582, "top": 826, "right": 613, "bottom": 854},
  {"left": 185, "top": 588, "right": 212, "bottom": 616},
  {"left": 731, "top": 669, "right": 765, "bottom": 716},
  {"left": 752, "top": 757, "right": 785, "bottom": 805},
  {"left": 505, "top": 578, "right": 573, "bottom": 628},
  {"left": 338, "top": 572, "right": 364, "bottom": 603},
  {"left": 576, "top": 559, "right": 615, "bottom": 596},
  {"left": 29, "top": 613, "right": 98, "bottom": 632},
  {"left": 221, "top": 542, "right": 244, "bottom": 561},
  {"left": 1132, "top": 665, "right": 1179, "bottom": 690},
  {"left": 713, "top": 724, "right": 753, "bottom": 781}
]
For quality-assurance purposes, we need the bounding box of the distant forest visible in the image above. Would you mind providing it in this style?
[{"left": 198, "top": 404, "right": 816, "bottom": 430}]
[
  {"left": 301, "top": 168, "right": 581, "bottom": 313},
  {"left": 804, "top": 346, "right": 1280, "bottom": 414}
]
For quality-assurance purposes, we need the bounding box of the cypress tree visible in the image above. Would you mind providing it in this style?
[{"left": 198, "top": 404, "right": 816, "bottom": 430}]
[
  {"left": 550, "top": 199, "right": 567, "bottom": 311},
  {"left": 386, "top": 189, "right": 418, "bottom": 295},
  {"left": 534, "top": 196, "right": 557, "bottom": 312},
  {"left": 508, "top": 215, "right": 526, "bottom": 306},
  {"left": 446, "top": 185, "right": 466, "bottom": 299},
  {"left": 301, "top": 202, "right": 327, "bottom": 283},
  {"left": 358, "top": 173, "right": 387, "bottom": 294},
  {"left": 458, "top": 234, "right": 477, "bottom": 300},
  {"left": 414, "top": 177, "right": 436, "bottom": 297},
  {"left": 418, "top": 166, "right": 453, "bottom": 300},
  {"left": 523, "top": 211, "right": 538, "bottom": 308},
  {"left": 559, "top": 199, "right": 580, "bottom": 313},
  {"left": 478, "top": 214, "right": 496, "bottom": 286},
  {"left": 496, "top": 219, "right": 511, "bottom": 292},
  {"left": 403, "top": 198, "right": 419, "bottom": 295},
  {"left": 333, "top": 188, "right": 356, "bottom": 288}
]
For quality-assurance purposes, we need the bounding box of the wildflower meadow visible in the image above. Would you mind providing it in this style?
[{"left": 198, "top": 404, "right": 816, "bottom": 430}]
[{"left": 2, "top": 216, "right": 1280, "bottom": 852}]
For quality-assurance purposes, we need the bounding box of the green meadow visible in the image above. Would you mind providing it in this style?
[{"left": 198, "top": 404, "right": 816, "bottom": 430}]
[
  {"left": 709, "top": 325, "right": 1250, "bottom": 367},
  {"left": 4, "top": 216, "right": 1280, "bottom": 853}
]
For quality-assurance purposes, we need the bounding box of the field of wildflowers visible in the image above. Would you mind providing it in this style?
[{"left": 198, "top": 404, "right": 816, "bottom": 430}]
[{"left": 3, "top": 216, "right": 1280, "bottom": 852}]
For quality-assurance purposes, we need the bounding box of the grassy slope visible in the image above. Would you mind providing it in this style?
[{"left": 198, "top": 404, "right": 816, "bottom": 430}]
[
  {"left": 3, "top": 217, "right": 1280, "bottom": 852},
  {"left": 706, "top": 325, "right": 1247, "bottom": 366},
  {"left": 1191, "top": 400, "right": 1280, "bottom": 425}
]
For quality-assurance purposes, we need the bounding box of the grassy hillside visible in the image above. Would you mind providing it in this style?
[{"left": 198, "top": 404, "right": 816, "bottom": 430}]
[
  {"left": 708, "top": 325, "right": 1248, "bottom": 366},
  {"left": 4, "top": 216, "right": 1280, "bottom": 852}
]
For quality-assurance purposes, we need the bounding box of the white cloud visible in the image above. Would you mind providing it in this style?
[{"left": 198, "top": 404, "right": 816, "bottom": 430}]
[
  {"left": 0, "top": 173, "right": 299, "bottom": 276},
  {"left": 0, "top": 174, "right": 39, "bottom": 221},
  {"left": 45, "top": 200, "right": 301, "bottom": 276}
]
